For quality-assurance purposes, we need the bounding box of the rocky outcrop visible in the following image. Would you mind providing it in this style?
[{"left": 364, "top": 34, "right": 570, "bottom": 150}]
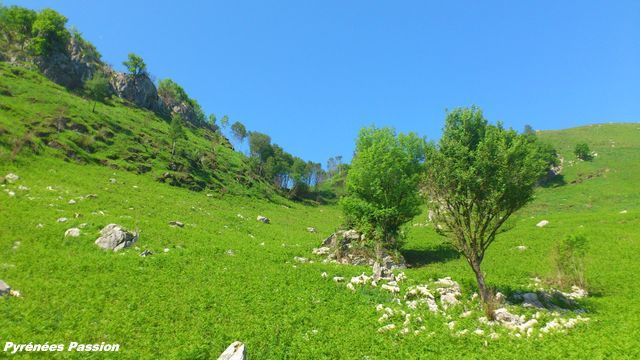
[
  {"left": 110, "top": 73, "right": 161, "bottom": 111},
  {"left": 36, "top": 36, "right": 101, "bottom": 90},
  {"left": 95, "top": 224, "right": 138, "bottom": 251},
  {"left": 313, "top": 230, "right": 406, "bottom": 269}
]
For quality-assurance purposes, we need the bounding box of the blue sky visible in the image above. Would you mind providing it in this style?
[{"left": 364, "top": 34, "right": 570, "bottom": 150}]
[{"left": 8, "top": 1, "right": 640, "bottom": 165}]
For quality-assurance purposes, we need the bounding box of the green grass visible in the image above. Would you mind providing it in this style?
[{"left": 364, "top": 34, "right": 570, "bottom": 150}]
[{"left": 1, "top": 65, "right": 640, "bottom": 358}]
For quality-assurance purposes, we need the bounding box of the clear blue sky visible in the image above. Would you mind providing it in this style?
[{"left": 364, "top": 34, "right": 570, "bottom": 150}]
[{"left": 8, "top": 0, "right": 640, "bottom": 165}]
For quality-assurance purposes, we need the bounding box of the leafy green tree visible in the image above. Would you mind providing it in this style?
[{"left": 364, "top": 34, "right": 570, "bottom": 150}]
[
  {"left": 169, "top": 115, "right": 186, "bottom": 156},
  {"left": 123, "top": 53, "right": 147, "bottom": 77},
  {"left": 30, "top": 8, "right": 69, "bottom": 56},
  {"left": 523, "top": 124, "right": 535, "bottom": 136},
  {"left": 231, "top": 121, "right": 247, "bottom": 144},
  {"left": 422, "top": 106, "right": 549, "bottom": 313},
  {"left": 341, "top": 126, "right": 426, "bottom": 252},
  {"left": 574, "top": 142, "right": 592, "bottom": 160},
  {"left": 84, "top": 72, "right": 111, "bottom": 112},
  {"left": 208, "top": 114, "right": 217, "bottom": 127},
  {"left": 0, "top": 5, "right": 37, "bottom": 49},
  {"left": 220, "top": 115, "right": 230, "bottom": 129}
]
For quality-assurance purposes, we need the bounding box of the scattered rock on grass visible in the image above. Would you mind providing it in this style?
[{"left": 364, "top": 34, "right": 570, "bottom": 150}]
[
  {"left": 57, "top": 217, "right": 68, "bottom": 223},
  {"left": 536, "top": 220, "right": 549, "bottom": 228},
  {"left": 257, "top": 215, "right": 270, "bottom": 224},
  {"left": 94, "top": 224, "right": 138, "bottom": 252},
  {"left": 64, "top": 228, "right": 81, "bottom": 237},
  {"left": 218, "top": 341, "right": 246, "bottom": 360},
  {"left": 307, "top": 227, "right": 317, "bottom": 233},
  {"left": 4, "top": 173, "right": 19, "bottom": 183},
  {"left": 169, "top": 221, "right": 184, "bottom": 228},
  {"left": 0, "top": 280, "right": 10, "bottom": 296},
  {"left": 139, "top": 250, "right": 153, "bottom": 257},
  {"left": 516, "top": 245, "right": 527, "bottom": 251}
]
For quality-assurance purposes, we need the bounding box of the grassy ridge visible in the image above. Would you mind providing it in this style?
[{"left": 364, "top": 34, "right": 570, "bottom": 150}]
[{"left": 1, "top": 69, "right": 639, "bottom": 358}]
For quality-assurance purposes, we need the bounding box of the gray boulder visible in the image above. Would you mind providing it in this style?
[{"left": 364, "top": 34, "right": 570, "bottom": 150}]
[
  {"left": 218, "top": 341, "right": 245, "bottom": 360},
  {"left": 110, "top": 73, "right": 161, "bottom": 111},
  {"left": 95, "top": 224, "right": 138, "bottom": 251},
  {"left": 36, "top": 36, "right": 101, "bottom": 89},
  {"left": 257, "top": 215, "right": 270, "bottom": 224},
  {"left": 0, "top": 280, "right": 10, "bottom": 296}
]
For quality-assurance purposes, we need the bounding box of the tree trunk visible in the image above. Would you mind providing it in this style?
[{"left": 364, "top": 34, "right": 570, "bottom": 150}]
[
  {"left": 171, "top": 141, "right": 176, "bottom": 157},
  {"left": 469, "top": 258, "right": 490, "bottom": 303},
  {"left": 92, "top": 101, "right": 96, "bottom": 113}
]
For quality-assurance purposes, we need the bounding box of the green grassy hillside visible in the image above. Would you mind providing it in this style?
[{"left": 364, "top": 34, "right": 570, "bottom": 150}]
[
  {"left": 0, "top": 62, "right": 275, "bottom": 198},
  {"left": 1, "top": 68, "right": 639, "bottom": 358}
]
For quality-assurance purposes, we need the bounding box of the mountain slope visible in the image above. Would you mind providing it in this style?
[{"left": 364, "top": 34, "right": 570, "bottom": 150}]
[{"left": 0, "top": 62, "right": 275, "bottom": 198}]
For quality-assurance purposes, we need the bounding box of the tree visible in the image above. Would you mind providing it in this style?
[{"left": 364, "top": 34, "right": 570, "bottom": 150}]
[
  {"left": 220, "top": 115, "right": 230, "bottom": 129},
  {"left": 84, "top": 72, "right": 110, "bottom": 112},
  {"left": 123, "top": 53, "right": 147, "bottom": 77},
  {"left": 422, "top": 106, "right": 549, "bottom": 315},
  {"left": 0, "top": 5, "right": 37, "bottom": 49},
  {"left": 30, "top": 8, "right": 69, "bottom": 56},
  {"left": 523, "top": 124, "right": 535, "bottom": 136},
  {"left": 169, "top": 115, "right": 186, "bottom": 156},
  {"left": 208, "top": 114, "right": 217, "bottom": 127},
  {"left": 341, "top": 126, "right": 426, "bottom": 253},
  {"left": 231, "top": 121, "right": 247, "bottom": 144},
  {"left": 574, "top": 143, "right": 592, "bottom": 160}
]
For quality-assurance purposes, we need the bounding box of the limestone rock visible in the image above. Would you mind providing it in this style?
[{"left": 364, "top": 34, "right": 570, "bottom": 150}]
[
  {"left": 257, "top": 215, "right": 270, "bottom": 224},
  {"left": 95, "top": 224, "right": 138, "bottom": 251},
  {"left": 169, "top": 221, "right": 184, "bottom": 228},
  {"left": 4, "top": 173, "right": 19, "bottom": 183},
  {"left": 218, "top": 341, "right": 245, "bottom": 360},
  {"left": 0, "top": 280, "right": 10, "bottom": 296},
  {"left": 536, "top": 220, "right": 549, "bottom": 228},
  {"left": 110, "top": 73, "right": 161, "bottom": 111},
  {"left": 64, "top": 228, "right": 81, "bottom": 237},
  {"left": 307, "top": 227, "right": 317, "bottom": 233}
]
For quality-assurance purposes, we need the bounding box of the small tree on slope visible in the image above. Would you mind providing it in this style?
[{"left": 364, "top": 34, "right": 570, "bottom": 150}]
[
  {"left": 341, "top": 126, "right": 425, "bottom": 255},
  {"left": 422, "top": 106, "right": 548, "bottom": 317}
]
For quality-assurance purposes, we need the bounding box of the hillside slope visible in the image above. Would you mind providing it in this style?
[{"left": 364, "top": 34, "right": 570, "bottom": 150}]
[
  {"left": 0, "top": 62, "right": 276, "bottom": 198},
  {"left": 1, "top": 119, "right": 639, "bottom": 358}
]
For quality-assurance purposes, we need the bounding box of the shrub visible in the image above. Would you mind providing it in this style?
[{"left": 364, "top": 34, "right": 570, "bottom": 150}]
[
  {"left": 341, "top": 126, "right": 425, "bottom": 252},
  {"left": 574, "top": 142, "right": 592, "bottom": 160},
  {"left": 30, "top": 8, "right": 69, "bottom": 56},
  {"left": 554, "top": 234, "right": 588, "bottom": 289}
]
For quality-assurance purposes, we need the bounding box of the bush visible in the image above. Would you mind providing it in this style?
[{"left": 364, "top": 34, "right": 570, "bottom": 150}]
[
  {"left": 30, "top": 8, "right": 69, "bottom": 56},
  {"left": 554, "top": 234, "right": 588, "bottom": 289},
  {"left": 341, "top": 126, "right": 425, "bottom": 250},
  {"left": 574, "top": 142, "right": 592, "bottom": 160}
]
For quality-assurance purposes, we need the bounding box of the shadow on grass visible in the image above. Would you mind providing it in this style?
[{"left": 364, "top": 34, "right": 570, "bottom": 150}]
[
  {"left": 401, "top": 243, "right": 460, "bottom": 268},
  {"left": 539, "top": 174, "right": 566, "bottom": 188}
]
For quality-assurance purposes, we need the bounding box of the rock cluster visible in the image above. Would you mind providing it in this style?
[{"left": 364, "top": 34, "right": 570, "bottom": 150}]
[
  {"left": 94, "top": 224, "right": 138, "bottom": 251},
  {"left": 312, "top": 230, "right": 406, "bottom": 269}
]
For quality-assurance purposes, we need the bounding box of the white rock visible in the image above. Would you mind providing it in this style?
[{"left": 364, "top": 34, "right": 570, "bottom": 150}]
[
  {"left": 516, "top": 245, "right": 527, "bottom": 251},
  {"left": 474, "top": 329, "right": 485, "bottom": 336},
  {"left": 256, "top": 215, "right": 270, "bottom": 224},
  {"left": 94, "top": 224, "right": 138, "bottom": 252},
  {"left": 312, "top": 247, "right": 330, "bottom": 255},
  {"left": 57, "top": 217, "right": 68, "bottom": 223},
  {"left": 536, "top": 220, "right": 549, "bottom": 228},
  {"left": 333, "top": 276, "right": 344, "bottom": 282},
  {"left": 375, "top": 304, "right": 384, "bottom": 312},
  {"left": 218, "top": 341, "right": 246, "bottom": 360},
  {"left": 68, "top": 199, "right": 76, "bottom": 205},
  {"left": 17, "top": 185, "right": 29, "bottom": 191},
  {"left": 381, "top": 284, "right": 400, "bottom": 293},
  {"left": 64, "top": 228, "right": 81, "bottom": 237},
  {"left": 307, "top": 227, "right": 317, "bottom": 233},
  {"left": 293, "top": 256, "right": 308, "bottom": 263},
  {"left": 321, "top": 272, "right": 328, "bottom": 279},
  {"left": 4, "top": 173, "right": 19, "bottom": 183},
  {"left": 346, "top": 283, "right": 356, "bottom": 291},
  {"left": 377, "top": 324, "right": 396, "bottom": 333},
  {"left": 163, "top": 248, "right": 170, "bottom": 253},
  {"left": 620, "top": 210, "right": 628, "bottom": 214},
  {"left": 6, "top": 191, "right": 15, "bottom": 197},
  {"left": 460, "top": 311, "right": 473, "bottom": 318}
]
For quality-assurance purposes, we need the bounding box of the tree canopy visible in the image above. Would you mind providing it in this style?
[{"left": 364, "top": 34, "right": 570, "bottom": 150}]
[
  {"left": 341, "top": 126, "right": 426, "bottom": 249},
  {"left": 123, "top": 53, "right": 146, "bottom": 77},
  {"left": 422, "top": 106, "right": 550, "bottom": 312}
]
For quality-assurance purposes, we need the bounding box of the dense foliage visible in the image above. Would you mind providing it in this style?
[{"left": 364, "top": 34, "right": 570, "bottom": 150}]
[
  {"left": 341, "top": 126, "right": 425, "bottom": 249},
  {"left": 422, "top": 107, "right": 551, "bottom": 310},
  {"left": 122, "top": 53, "right": 147, "bottom": 77},
  {"left": 574, "top": 142, "right": 592, "bottom": 160}
]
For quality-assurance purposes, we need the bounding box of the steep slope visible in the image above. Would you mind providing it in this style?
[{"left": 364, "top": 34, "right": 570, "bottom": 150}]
[{"left": 0, "top": 62, "right": 276, "bottom": 198}]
